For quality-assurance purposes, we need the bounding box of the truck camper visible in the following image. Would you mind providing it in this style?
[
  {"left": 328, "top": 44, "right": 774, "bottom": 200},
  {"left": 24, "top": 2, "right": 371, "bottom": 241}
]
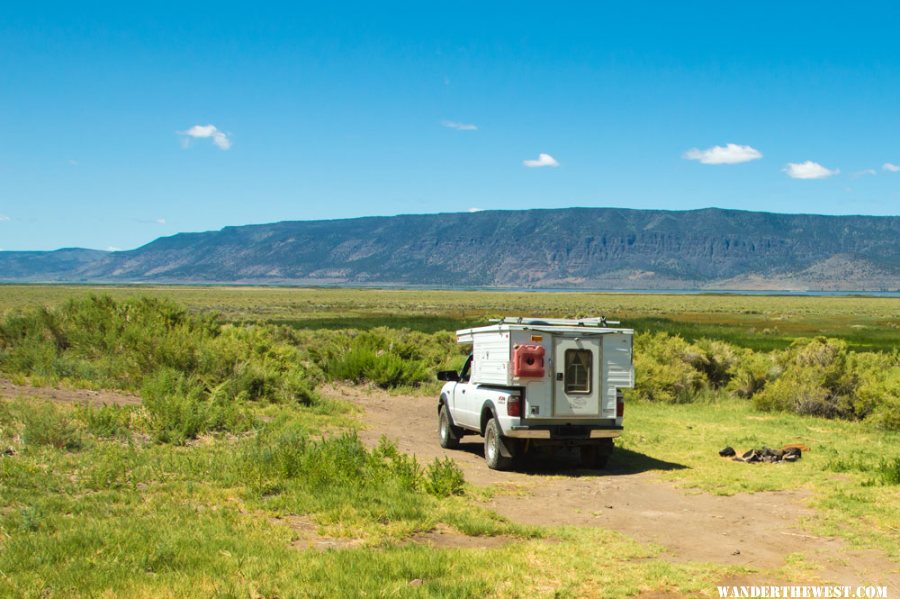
[{"left": 436, "top": 317, "right": 634, "bottom": 470}]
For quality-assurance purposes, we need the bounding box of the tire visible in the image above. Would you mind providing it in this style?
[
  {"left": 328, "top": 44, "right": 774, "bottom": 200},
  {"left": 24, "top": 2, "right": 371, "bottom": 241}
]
[
  {"left": 484, "top": 417, "right": 513, "bottom": 471},
  {"left": 580, "top": 440, "right": 613, "bottom": 469},
  {"left": 438, "top": 405, "right": 461, "bottom": 449}
]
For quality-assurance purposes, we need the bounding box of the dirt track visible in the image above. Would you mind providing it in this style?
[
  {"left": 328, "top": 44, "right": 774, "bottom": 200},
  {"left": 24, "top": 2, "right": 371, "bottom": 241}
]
[
  {"left": 0, "top": 379, "right": 141, "bottom": 406},
  {"left": 324, "top": 384, "right": 899, "bottom": 588}
]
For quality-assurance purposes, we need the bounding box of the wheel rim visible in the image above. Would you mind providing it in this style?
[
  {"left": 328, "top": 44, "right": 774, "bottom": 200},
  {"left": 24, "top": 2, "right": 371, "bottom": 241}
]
[
  {"left": 440, "top": 412, "right": 448, "bottom": 442},
  {"left": 485, "top": 426, "right": 496, "bottom": 461}
]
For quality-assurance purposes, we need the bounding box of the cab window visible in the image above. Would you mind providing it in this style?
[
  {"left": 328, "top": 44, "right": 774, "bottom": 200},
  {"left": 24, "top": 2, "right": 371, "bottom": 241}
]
[{"left": 459, "top": 354, "right": 473, "bottom": 382}]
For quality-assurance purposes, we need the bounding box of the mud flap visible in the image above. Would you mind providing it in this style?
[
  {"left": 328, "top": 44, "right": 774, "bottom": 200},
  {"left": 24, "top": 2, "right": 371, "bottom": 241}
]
[{"left": 498, "top": 435, "right": 517, "bottom": 459}]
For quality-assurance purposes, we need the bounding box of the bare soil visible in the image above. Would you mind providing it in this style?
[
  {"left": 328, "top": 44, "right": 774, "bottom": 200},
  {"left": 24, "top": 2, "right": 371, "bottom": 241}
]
[
  {"left": 325, "top": 384, "right": 899, "bottom": 588},
  {"left": 0, "top": 378, "right": 141, "bottom": 406}
]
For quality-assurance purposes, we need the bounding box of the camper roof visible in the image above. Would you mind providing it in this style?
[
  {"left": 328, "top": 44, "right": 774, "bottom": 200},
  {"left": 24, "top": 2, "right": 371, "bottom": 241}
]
[
  {"left": 456, "top": 316, "right": 633, "bottom": 343},
  {"left": 492, "top": 316, "right": 618, "bottom": 326}
]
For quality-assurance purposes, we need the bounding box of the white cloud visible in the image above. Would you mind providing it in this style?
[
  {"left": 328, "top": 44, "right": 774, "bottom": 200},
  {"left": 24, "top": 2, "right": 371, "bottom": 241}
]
[
  {"left": 441, "top": 120, "right": 478, "bottom": 131},
  {"left": 883, "top": 162, "right": 900, "bottom": 172},
  {"left": 0, "top": 214, "right": 9, "bottom": 222},
  {"left": 783, "top": 161, "right": 839, "bottom": 179},
  {"left": 106, "top": 246, "right": 121, "bottom": 252},
  {"left": 179, "top": 124, "right": 232, "bottom": 150},
  {"left": 523, "top": 153, "right": 559, "bottom": 168},
  {"left": 682, "top": 143, "right": 763, "bottom": 165},
  {"left": 851, "top": 169, "right": 877, "bottom": 178},
  {"left": 468, "top": 207, "right": 483, "bottom": 213},
  {"left": 156, "top": 218, "right": 167, "bottom": 225}
]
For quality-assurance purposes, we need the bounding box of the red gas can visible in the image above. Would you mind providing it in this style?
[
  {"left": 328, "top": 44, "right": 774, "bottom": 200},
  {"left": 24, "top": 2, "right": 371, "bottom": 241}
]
[{"left": 513, "top": 344, "right": 545, "bottom": 378}]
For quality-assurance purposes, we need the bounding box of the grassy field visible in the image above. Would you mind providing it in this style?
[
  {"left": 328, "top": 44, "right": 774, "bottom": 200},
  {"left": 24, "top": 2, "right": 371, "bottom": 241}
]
[
  {"left": 1, "top": 393, "right": 896, "bottom": 596},
  {"left": 1, "top": 284, "right": 898, "bottom": 350},
  {"left": 0, "top": 286, "right": 897, "bottom": 596},
  {"left": 0, "top": 397, "right": 741, "bottom": 598}
]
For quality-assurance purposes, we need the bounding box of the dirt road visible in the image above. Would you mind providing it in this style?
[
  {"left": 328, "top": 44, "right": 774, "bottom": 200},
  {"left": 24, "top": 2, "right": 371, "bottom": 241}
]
[
  {"left": 324, "top": 384, "right": 898, "bottom": 588},
  {"left": 0, "top": 378, "right": 140, "bottom": 406}
]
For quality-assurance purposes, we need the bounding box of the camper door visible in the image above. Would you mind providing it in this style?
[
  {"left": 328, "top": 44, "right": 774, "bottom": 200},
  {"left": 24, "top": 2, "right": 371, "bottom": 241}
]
[{"left": 552, "top": 337, "right": 602, "bottom": 417}]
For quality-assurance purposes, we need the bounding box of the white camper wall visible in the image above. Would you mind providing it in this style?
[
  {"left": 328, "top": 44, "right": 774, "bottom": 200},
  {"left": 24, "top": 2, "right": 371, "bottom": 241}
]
[
  {"left": 510, "top": 329, "right": 553, "bottom": 418},
  {"left": 603, "top": 334, "right": 634, "bottom": 417},
  {"left": 470, "top": 330, "right": 513, "bottom": 385}
]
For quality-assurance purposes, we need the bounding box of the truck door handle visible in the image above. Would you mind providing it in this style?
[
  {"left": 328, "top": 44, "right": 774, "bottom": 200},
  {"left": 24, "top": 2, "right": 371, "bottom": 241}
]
[{"left": 461, "top": 389, "right": 466, "bottom": 394}]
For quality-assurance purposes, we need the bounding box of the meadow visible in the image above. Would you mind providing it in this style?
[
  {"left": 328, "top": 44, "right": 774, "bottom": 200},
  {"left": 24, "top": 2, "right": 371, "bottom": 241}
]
[
  {"left": 0, "top": 286, "right": 897, "bottom": 597},
  {"left": 1, "top": 284, "right": 898, "bottom": 351}
]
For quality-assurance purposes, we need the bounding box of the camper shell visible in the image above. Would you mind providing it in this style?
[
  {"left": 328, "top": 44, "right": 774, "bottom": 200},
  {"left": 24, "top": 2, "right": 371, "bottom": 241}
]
[{"left": 437, "top": 317, "right": 635, "bottom": 470}]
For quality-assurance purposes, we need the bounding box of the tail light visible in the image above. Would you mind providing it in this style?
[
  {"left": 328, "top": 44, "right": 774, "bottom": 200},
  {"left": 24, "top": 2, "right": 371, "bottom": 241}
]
[
  {"left": 616, "top": 390, "right": 624, "bottom": 418},
  {"left": 507, "top": 395, "right": 521, "bottom": 417}
]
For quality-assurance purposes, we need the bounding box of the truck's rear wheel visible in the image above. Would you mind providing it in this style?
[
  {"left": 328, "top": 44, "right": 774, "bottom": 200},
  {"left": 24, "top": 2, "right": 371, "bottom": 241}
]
[
  {"left": 484, "top": 417, "right": 513, "bottom": 471},
  {"left": 580, "top": 440, "right": 613, "bottom": 469},
  {"left": 439, "top": 405, "right": 461, "bottom": 449}
]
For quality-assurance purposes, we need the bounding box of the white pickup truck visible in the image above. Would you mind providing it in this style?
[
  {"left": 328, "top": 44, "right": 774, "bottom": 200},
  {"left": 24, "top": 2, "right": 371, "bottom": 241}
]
[{"left": 437, "top": 317, "right": 634, "bottom": 470}]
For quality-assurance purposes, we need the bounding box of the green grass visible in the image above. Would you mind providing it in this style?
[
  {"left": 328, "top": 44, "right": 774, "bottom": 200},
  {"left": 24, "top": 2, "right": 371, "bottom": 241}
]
[
  {"left": 0, "top": 397, "right": 750, "bottom": 598},
  {"left": 1, "top": 284, "right": 897, "bottom": 350},
  {"left": 4, "top": 393, "right": 896, "bottom": 596}
]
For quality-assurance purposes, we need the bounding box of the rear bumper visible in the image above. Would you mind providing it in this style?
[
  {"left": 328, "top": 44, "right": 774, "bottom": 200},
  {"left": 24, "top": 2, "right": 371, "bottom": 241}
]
[{"left": 505, "top": 425, "right": 622, "bottom": 439}]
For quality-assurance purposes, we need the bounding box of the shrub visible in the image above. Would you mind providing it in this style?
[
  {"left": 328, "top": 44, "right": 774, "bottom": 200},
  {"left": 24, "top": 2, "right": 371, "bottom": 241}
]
[
  {"left": 631, "top": 333, "right": 706, "bottom": 403},
  {"left": 877, "top": 457, "right": 900, "bottom": 486},
  {"left": 20, "top": 402, "right": 82, "bottom": 451},
  {"left": 726, "top": 351, "right": 774, "bottom": 398},
  {"left": 687, "top": 339, "right": 744, "bottom": 388},
  {"left": 0, "top": 296, "right": 323, "bottom": 403},
  {"left": 141, "top": 369, "right": 251, "bottom": 444},
  {"left": 751, "top": 337, "right": 899, "bottom": 424},
  {"left": 76, "top": 404, "right": 138, "bottom": 440},
  {"left": 424, "top": 457, "right": 466, "bottom": 497},
  {"left": 302, "top": 328, "right": 460, "bottom": 389}
]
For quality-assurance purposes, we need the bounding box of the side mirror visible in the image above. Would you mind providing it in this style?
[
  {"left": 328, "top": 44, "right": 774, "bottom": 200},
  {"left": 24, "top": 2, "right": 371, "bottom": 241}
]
[{"left": 437, "top": 370, "right": 460, "bottom": 382}]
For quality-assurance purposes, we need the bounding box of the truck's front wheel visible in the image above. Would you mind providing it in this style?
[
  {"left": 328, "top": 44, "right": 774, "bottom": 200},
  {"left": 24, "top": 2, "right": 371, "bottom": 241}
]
[
  {"left": 484, "top": 418, "right": 513, "bottom": 471},
  {"left": 439, "top": 405, "right": 461, "bottom": 449}
]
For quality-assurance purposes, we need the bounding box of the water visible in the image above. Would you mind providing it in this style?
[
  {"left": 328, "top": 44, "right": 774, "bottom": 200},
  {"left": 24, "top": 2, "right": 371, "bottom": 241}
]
[{"left": 396, "top": 285, "right": 900, "bottom": 298}]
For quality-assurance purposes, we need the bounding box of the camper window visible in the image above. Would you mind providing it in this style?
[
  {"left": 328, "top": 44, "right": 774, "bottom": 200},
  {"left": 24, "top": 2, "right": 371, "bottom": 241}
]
[{"left": 564, "top": 349, "right": 592, "bottom": 394}]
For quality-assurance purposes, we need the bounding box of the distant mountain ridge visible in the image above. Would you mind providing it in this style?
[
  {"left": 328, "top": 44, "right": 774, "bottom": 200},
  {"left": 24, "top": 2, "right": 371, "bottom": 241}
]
[{"left": 1, "top": 207, "right": 898, "bottom": 290}]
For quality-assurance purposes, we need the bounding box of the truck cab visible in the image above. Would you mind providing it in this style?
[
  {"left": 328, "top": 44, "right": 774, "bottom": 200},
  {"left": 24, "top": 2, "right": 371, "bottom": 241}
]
[{"left": 437, "top": 317, "right": 634, "bottom": 470}]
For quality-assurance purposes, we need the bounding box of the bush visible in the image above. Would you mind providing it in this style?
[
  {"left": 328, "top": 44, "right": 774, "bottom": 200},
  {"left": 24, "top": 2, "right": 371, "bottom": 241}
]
[
  {"left": 424, "top": 457, "right": 466, "bottom": 497},
  {"left": 20, "top": 402, "right": 82, "bottom": 451},
  {"left": 631, "top": 333, "right": 706, "bottom": 403},
  {"left": 0, "top": 296, "right": 323, "bottom": 404},
  {"left": 141, "top": 369, "right": 252, "bottom": 444},
  {"left": 628, "top": 332, "right": 899, "bottom": 430},
  {"left": 76, "top": 404, "right": 138, "bottom": 440},
  {"left": 298, "top": 328, "right": 462, "bottom": 389},
  {"left": 877, "top": 457, "right": 900, "bottom": 486},
  {"left": 751, "top": 338, "right": 898, "bottom": 423}
]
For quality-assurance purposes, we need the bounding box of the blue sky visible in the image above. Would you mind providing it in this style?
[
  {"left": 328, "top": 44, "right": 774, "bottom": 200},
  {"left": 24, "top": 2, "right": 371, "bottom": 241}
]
[{"left": 1, "top": 2, "right": 899, "bottom": 251}]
